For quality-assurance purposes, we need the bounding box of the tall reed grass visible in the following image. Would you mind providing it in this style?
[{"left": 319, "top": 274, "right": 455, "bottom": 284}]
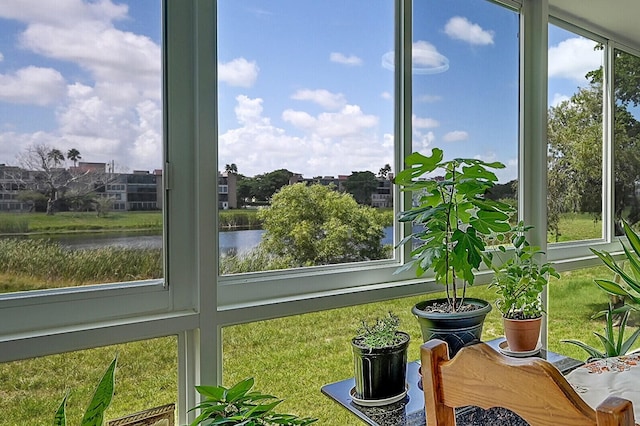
[
  {"left": 0, "top": 215, "right": 29, "bottom": 233},
  {"left": 0, "top": 238, "right": 162, "bottom": 284},
  {"left": 219, "top": 210, "right": 262, "bottom": 229}
]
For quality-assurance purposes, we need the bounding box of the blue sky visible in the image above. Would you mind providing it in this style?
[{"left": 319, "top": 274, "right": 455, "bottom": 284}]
[{"left": 0, "top": 0, "right": 602, "bottom": 182}]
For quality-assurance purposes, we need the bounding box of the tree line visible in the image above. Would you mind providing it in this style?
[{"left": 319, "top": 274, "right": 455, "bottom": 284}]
[{"left": 225, "top": 163, "right": 394, "bottom": 208}]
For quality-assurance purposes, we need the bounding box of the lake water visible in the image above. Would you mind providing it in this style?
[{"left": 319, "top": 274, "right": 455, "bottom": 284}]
[{"left": 39, "top": 227, "right": 395, "bottom": 255}]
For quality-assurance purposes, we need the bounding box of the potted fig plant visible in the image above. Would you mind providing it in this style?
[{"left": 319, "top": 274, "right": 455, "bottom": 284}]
[
  {"left": 394, "top": 148, "right": 515, "bottom": 356},
  {"left": 490, "top": 222, "right": 559, "bottom": 352},
  {"left": 351, "top": 312, "right": 410, "bottom": 403}
]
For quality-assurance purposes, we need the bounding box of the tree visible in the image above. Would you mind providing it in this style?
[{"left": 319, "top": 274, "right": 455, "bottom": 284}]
[
  {"left": 257, "top": 183, "right": 386, "bottom": 266},
  {"left": 48, "top": 149, "right": 65, "bottom": 166},
  {"left": 67, "top": 148, "right": 82, "bottom": 167},
  {"left": 547, "top": 81, "right": 640, "bottom": 237},
  {"left": 586, "top": 48, "right": 640, "bottom": 230},
  {"left": 235, "top": 175, "right": 252, "bottom": 207},
  {"left": 251, "top": 169, "right": 293, "bottom": 201},
  {"left": 344, "top": 171, "right": 379, "bottom": 205},
  {"left": 224, "top": 163, "right": 238, "bottom": 174},
  {"left": 378, "top": 163, "right": 392, "bottom": 179},
  {"left": 12, "top": 143, "right": 118, "bottom": 215}
]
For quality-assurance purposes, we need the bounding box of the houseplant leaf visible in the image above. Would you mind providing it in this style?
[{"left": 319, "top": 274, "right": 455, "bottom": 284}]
[
  {"left": 53, "top": 392, "right": 68, "bottom": 426},
  {"left": 80, "top": 356, "right": 117, "bottom": 426}
]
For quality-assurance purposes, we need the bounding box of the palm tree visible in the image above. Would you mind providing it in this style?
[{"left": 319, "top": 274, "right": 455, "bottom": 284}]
[
  {"left": 67, "top": 148, "right": 82, "bottom": 167},
  {"left": 225, "top": 163, "right": 238, "bottom": 174},
  {"left": 378, "top": 163, "right": 391, "bottom": 179},
  {"left": 47, "top": 149, "right": 65, "bottom": 167}
]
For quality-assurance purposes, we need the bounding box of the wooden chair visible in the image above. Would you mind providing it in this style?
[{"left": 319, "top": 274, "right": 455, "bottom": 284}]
[{"left": 420, "top": 339, "right": 635, "bottom": 426}]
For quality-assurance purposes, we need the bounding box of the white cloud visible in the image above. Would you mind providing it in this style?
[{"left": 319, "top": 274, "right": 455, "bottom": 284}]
[
  {"left": 330, "top": 52, "right": 362, "bottom": 66},
  {"left": 417, "top": 94, "right": 442, "bottom": 103},
  {"left": 218, "top": 95, "right": 390, "bottom": 177},
  {"left": 283, "top": 104, "right": 378, "bottom": 139},
  {"left": 413, "top": 131, "right": 435, "bottom": 151},
  {"left": 380, "top": 91, "right": 392, "bottom": 100},
  {"left": 0, "top": 52, "right": 4, "bottom": 61},
  {"left": 291, "top": 89, "right": 346, "bottom": 110},
  {"left": 0, "top": 0, "right": 164, "bottom": 171},
  {"left": 0, "top": 0, "right": 128, "bottom": 27},
  {"left": 18, "top": 19, "right": 161, "bottom": 96},
  {"left": 443, "top": 130, "right": 468, "bottom": 142},
  {"left": 548, "top": 37, "right": 601, "bottom": 83},
  {"left": 444, "top": 16, "right": 494, "bottom": 45},
  {"left": 219, "top": 58, "right": 259, "bottom": 87},
  {"left": 412, "top": 114, "right": 439, "bottom": 129},
  {"left": 550, "top": 93, "right": 570, "bottom": 107},
  {"left": 0, "top": 66, "right": 66, "bottom": 105}
]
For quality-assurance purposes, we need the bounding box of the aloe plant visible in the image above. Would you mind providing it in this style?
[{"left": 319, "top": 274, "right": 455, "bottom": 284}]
[
  {"left": 189, "top": 377, "right": 317, "bottom": 426},
  {"left": 590, "top": 220, "right": 640, "bottom": 303},
  {"left": 562, "top": 303, "right": 640, "bottom": 360},
  {"left": 394, "top": 148, "right": 515, "bottom": 311},
  {"left": 53, "top": 356, "right": 117, "bottom": 426}
]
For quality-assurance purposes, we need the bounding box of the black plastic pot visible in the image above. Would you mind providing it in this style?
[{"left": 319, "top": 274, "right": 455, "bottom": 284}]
[
  {"left": 351, "top": 331, "right": 410, "bottom": 400},
  {"left": 412, "top": 297, "right": 491, "bottom": 357}
]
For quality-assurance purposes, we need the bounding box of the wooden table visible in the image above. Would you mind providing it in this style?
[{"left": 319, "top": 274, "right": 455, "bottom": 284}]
[{"left": 321, "top": 337, "right": 583, "bottom": 426}]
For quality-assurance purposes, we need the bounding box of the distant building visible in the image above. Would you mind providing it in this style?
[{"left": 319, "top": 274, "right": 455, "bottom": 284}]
[
  {"left": 219, "top": 172, "right": 237, "bottom": 209},
  {"left": 0, "top": 164, "right": 32, "bottom": 212},
  {"left": 127, "top": 170, "right": 160, "bottom": 210},
  {"left": 371, "top": 176, "right": 393, "bottom": 208}
]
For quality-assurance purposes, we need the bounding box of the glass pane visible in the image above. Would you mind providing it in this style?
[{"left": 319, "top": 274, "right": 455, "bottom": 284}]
[
  {"left": 411, "top": 1, "right": 519, "bottom": 215},
  {"left": 217, "top": 1, "right": 395, "bottom": 274},
  {"left": 0, "top": 1, "right": 164, "bottom": 293},
  {"left": 613, "top": 48, "right": 640, "bottom": 234},
  {"left": 547, "top": 25, "right": 604, "bottom": 243},
  {"left": 0, "top": 336, "right": 177, "bottom": 424}
]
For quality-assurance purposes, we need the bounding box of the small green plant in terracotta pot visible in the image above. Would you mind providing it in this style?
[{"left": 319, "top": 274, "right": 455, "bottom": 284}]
[
  {"left": 351, "top": 312, "right": 410, "bottom": 401},
  {"left": 490, "top": 222, "right": 559, "bottom": 352}
]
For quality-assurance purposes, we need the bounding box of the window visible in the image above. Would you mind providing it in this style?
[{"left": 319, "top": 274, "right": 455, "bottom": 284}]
[
  {"left": 0, "top": 336, "right": 177, "bottom": 424},
  {"left": 613, "top": 48, "right": 640, "bottom": 234},
  {"left": 3, "top": 2, "right": 639, "bottom": 424},
  {"left": 412, "top": 0, "right": 519, "bottom": 218},
  {"left": 217, "top": 0, "right": 395, "bottom": 275},
  {"left": 0, "top": 0, "right": 164, "bottom": 294},
  {"left": 547, "top": 24, "right": 604, "bottom": 244}
]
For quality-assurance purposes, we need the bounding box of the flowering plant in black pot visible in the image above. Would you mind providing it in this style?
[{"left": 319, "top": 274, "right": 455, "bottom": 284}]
[
  {"left": 394, "top": 148, "right": 515, "bottom": 355},
  {"left": 351, "top": 312, "right": 410, "bottom": 402}
]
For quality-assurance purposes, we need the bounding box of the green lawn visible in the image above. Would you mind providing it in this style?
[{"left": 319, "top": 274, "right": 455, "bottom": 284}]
[
  {"left": 0, "top": 211, "right": 162, "bottom": 233},
  {"left": 1, "top": 265, "right": 636, "bottom": 425}
]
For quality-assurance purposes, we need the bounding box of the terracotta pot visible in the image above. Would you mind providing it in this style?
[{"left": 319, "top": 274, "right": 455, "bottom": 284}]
[{"left": 503, "top": 317, "right": 541, "bottom": 352}]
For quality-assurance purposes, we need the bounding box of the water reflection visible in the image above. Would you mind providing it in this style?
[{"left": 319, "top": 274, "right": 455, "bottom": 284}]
[{"left": 23, "top": 227, "right": 393, "bottom": 255}]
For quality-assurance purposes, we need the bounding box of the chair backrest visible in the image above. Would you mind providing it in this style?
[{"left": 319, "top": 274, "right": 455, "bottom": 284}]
[{"left": 420, "top": 339, "right": 635, "bottom": 426}]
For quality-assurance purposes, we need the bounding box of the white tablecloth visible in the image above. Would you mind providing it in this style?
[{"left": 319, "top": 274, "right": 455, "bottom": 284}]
[{"left": 565, "top": 352, "right": 640, "bottom": 421}]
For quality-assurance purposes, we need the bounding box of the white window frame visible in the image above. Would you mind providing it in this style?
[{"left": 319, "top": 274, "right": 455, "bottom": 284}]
[{"left": 1, "top": 0, "right": 639, "bottom": 423}]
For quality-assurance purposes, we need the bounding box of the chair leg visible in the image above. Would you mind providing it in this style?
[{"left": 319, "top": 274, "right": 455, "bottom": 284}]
[{"left": 421, "top": 340, "right": 456, "bottom": 426}]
